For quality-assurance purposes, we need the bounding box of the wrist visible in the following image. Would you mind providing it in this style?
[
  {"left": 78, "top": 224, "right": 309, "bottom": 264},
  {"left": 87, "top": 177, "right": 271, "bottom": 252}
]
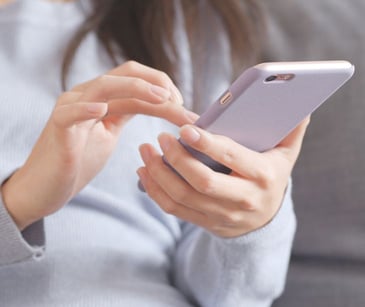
[{"left": 1, "top": 171, "right": 40, "bottom": 231}]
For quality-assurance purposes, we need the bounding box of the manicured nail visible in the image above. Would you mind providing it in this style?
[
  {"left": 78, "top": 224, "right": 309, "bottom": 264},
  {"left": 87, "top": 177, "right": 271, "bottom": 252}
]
[
  {"left": 151, "top": 85, "right": 171, "bottom": 101},
  {"left": 180, "top": 125, "right": 200, "bottom": 143}
]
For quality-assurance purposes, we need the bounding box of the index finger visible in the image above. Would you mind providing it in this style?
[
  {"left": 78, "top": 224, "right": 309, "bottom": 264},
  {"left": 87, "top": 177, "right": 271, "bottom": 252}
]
[
  {"left": 107, "top": 99, "right": 199, "bottom": 127},
  {"left": 179, "top": 125, "right": 268, "bottom": 180},
  {"left": 73, "top": 61, "right": 183, "bottom": 106}
]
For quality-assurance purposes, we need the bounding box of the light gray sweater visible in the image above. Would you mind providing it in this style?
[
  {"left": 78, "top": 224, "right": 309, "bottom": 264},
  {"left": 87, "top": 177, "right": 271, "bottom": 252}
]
[{"left": 0, "top": 1, "right": 296, "bottom": 306}]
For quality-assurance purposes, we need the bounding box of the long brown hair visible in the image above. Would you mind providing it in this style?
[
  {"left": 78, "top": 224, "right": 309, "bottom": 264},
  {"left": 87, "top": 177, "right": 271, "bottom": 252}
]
[{"left": 62, "top": 0, "right": 265, "bottom": 91}]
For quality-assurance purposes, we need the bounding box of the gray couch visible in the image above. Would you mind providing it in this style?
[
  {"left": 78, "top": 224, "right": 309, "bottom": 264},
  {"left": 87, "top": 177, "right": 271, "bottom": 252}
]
[{"left": 260, "top": 1, "right": 365, "bottom": 306}]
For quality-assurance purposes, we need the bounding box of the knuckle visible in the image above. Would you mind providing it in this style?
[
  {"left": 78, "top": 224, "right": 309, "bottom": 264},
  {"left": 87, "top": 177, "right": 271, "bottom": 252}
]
[
  {"left": 259, "top": 164, "right": 277, "bottom": 188},
  {"left": 240, "top": 199, "right": 257, "bottom": 212},
  {"left": 129, "top": 78, "right": 148, "bottom": 92},
  {"left": 220, "top": 211, "right": 243, "bottom": 227},
  {"left": 202, "top": 134, "right": 234, "bottom": 166},
  {"left": 219, "top": 144, "right": 236, "bottom": 166},
  {"left": 158, "top": 71, "right": 172, "bottom": 86},
  {"left": 199, "top": 131, "right": 214, "bottom": 150},
  {"left": 52, "top": 104, "right": 74, "bottom": 128},
  {"left": 123, "top": 60, "right": 139, "bottom": 72},
  {"left": 95, "top": 75, "right": 112, "bottom": 91},
  {"left": 161, "top": 201, "right": 178, "bottom": 215},
  {"left": 194, "top": 173, "right": 216, "bottom": 195},
  {"left": 94, "top": 75, "right": 110, "bottom": 97},
  {"left": 164, "top": 151, "right": 179, "bottom": 167},
  {"left": 239, "top": 187, "right": 262, "bottom": 212},
  {"left": 171, "top": 184, "right": 190, "bottom": 204}
]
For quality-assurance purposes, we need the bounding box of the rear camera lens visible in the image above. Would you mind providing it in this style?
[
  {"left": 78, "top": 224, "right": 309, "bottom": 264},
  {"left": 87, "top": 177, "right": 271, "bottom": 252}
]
[{"left": 265, "top": 75, "right": 277, "bottom": 82}]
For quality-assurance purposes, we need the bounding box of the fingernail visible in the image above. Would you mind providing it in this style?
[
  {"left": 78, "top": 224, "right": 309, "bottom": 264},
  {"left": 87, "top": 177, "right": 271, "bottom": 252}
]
[
  {"left": 158, "top": 134, "right": 171, "bottom": 152},
  {"left": 151, "top": 85, "right": 171, "bottom": 101},
  {"left": 180, "top": 125, "right": 200, "bottom": 144},
  {"left": 139, "top": 145, "right": 151, "bottom": 163}
]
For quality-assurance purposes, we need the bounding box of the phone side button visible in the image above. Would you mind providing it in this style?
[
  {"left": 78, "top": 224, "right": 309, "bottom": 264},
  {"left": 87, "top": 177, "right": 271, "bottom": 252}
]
[{"left": 219, "top": 91, "right": 232, "bottom": 105}]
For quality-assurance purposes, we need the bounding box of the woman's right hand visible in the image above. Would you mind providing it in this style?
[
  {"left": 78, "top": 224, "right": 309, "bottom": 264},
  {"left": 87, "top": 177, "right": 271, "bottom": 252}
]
[{"left": 1, "top": 61, "right": 197, "bottom": 230}]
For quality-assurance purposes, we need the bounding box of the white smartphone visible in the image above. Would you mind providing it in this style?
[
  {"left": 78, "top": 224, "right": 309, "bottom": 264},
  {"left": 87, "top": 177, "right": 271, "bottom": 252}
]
[{"left": 179, "top": 60, "right": 355, "bottom": 174}]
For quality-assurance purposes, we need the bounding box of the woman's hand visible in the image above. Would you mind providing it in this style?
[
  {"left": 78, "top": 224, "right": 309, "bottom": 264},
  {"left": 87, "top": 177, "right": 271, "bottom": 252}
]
[
  {"left": 2, "top": 61, "right": 196, "bottom": 230},
  {"left": 137, "top": 118, "right": 309, "bottom": 238}
]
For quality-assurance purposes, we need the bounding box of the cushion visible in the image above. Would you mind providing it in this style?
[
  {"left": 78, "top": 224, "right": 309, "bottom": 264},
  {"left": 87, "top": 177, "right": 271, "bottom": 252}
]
[{"left": 261, "top": 1, "right": 365, "bottom": 306}]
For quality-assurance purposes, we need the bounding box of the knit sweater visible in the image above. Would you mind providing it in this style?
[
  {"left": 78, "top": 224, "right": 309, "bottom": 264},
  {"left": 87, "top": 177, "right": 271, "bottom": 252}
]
[{"left": 0, "top": 1, "right": 296, "bottom": 306}]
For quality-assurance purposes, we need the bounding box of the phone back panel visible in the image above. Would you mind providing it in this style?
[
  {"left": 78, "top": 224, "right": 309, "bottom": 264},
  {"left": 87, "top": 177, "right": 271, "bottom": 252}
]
[{"left": 182, "top": 61, "right": 354, "bottom": 173}]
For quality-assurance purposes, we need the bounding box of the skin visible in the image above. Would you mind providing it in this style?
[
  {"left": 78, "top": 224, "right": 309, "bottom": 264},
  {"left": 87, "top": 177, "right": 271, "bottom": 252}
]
[
  {"left": 1, "top": 55, "right": 309, "bottom": 237},
  {"left": 1, "top": 61, "right": 197, "bottom": 230},
  {"left": 138, "top": 118, "right": 309, "bottom": 238}
]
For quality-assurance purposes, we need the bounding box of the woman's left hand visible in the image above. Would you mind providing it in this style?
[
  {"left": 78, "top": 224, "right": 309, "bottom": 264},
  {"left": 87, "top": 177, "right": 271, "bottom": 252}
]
[{"left": 137, "top": 118, "right": 309, "bottom": 238}]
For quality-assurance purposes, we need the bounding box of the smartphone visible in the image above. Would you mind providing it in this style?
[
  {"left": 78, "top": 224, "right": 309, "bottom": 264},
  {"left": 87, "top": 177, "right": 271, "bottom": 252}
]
[{"left": 179, "top": 60, "right": 355, "bottom": 174}]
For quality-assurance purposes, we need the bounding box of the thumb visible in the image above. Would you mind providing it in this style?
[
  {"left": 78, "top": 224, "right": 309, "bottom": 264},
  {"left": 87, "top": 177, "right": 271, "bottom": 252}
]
[
  {"left": 53, "top": 102, "right": 108, "bottom": 128},
  {"left": 275, "top": 116, "right": 310, "bottom": 160}
]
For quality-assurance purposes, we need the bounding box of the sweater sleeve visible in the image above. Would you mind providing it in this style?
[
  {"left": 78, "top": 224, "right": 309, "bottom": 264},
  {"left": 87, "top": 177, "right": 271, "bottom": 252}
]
[
  {"left": 0, "top": 188, "right": 45, "bottom": 266},
  {"left": 171, "top": 180, "right": 296, "bottom": 307}
]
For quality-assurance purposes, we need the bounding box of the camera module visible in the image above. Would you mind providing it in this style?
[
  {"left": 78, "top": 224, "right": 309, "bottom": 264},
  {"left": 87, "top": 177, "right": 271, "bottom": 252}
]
[{"left": 265, "top": 75, "right": 277, "bottom": 82}]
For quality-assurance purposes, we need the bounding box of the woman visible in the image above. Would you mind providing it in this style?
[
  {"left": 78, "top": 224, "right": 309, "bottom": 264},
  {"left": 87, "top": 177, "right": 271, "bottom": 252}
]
[{"left": 0, "top": 0, "right": 308, "bottom": 306}]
